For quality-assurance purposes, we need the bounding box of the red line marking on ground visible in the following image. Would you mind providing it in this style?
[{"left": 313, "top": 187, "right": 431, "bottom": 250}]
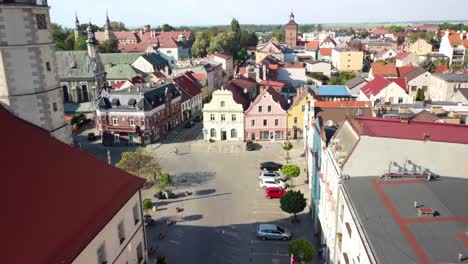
[
  {"left": 403, "top": 217, "right": 468, "bottom": 224},
  {"left": 458, "top": 233, "right": 468, "bottom": 247},
  {"left": 371, "top": 179, "right": 430, "bottom": 264},
  {"left": 379, "top": 180, "right": 427, "bottom": 185}
]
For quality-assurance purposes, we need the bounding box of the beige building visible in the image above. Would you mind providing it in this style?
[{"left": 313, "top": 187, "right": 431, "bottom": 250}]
[
  {"left": 428, "top": 73, "right": 468, "bottom": 101},
  {"left": 3, "top": 102, "right": 147, "bottom": 264},
  {"left": 331, "top": 48, "right": 363, "bottom": 72},
  {"left": 409, "top": 39, "right": 433, "bottom": 55},
  {"left": 0, "top": 0, "right": 71, "bottom": 143}
]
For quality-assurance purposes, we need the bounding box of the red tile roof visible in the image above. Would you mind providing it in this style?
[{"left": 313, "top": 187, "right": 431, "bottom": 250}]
[
  {"left": 1, "top": 106, "right": 145, "bottom": 263},
  {"left": 320, "top": 48, "right": 332, "bottom": 56},
  {"left": 392, "top": 78, "right": 408, "bottom": 92},
  {"left": 371, "top": 62, "right": 398, "bottom": 78},
  {"left": 260, "top": 80, "right": 286, "bottom": 92},
  {"left": 212, "top": 52, "right": 232, "bottom": 60},
  {"left": 371, "top": 28, "right": 389, "bottom": 35},
  {"left": 152, "top": 70, "right": 167, "bottom": 79},
  {"left": 315, "top": 101, "right": 371, "bottom": 108},
  {"left": 464, "top": 39, "right": 468, "bottom": 48},
  {"left": 232, "top": 77, "right": 257, "bottom": 92},
  {"left": 239, "top": 67, "right": 247, "bottom": 75},
  {"left": 280, "top": 62, "right": 305, "bottom": 69},
  {"left": 306, "top": 41, "right": 319, "bottom": 50},
  {"left": 395, "top": 52, "right": 410, "bottom": 60},
  {"left": 225, "top": 82, "right": 251, "bottom": 110},
  {"left": 350, "top": 116, "right": 468, "bottom": 144},
  {"left": 397, "top": 65, "right": 417, "bottom": 77},
  {"left": 114, "top": 81, "right": 126, "bottom": 89},
  {"left": 266, "top": 87, "right": 289, "bottom": 110},
  {"left": 360, "top": 76, "right": 391, "bottom": 98},
  {"left": 173, "top": 74, "right": 202, "bottom": 97},
  {"left": 433, "top": 65, "right": 449, "bottom": 74},
  {"left": 95, "top": 31, "right": 138, "bottom": 42}
]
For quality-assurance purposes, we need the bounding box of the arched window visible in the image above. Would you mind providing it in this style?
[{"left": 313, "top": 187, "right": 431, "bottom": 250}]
[
  {"left": 62, "top": 85, "right": 69, "bottom": 103},
  {"left": 231, "top": 129, "right": 237, "bottom": 138},
  {"left": 210, "top": 128, "right": 216, "bottom": 138},
  {"left": 82, "top": 84, "right": 89, "bottom": 102},
  {"left": 76, "top": 86, "right": 83, "bottom": 102}
]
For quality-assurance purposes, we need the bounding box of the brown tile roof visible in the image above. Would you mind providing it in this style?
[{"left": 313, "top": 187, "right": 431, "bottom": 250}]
[
  {"left": 306, "top": 41, "right": 319, "bottom": 50},
  {"left": 315, "top": 105, "right": 374, "bottom": 125},
  {"left": 411, "top": 110, "right": 440, "bottom": 123},
  {"left": 320, "top": 48, "right": 332, "bottom": 56},
  {"left": 433, "top": 65, "right": 449, "bottom": 74},
  {"left": 371, "top": 62, "right": 398, "bottom": 78},
  {"left": 212, "top": 52, "right": 232, "bottom": 60},
  {"left": 397, "top": 65, "right": 417, "bottom": 77},
  {"left": 232, "top": 77, "right": 257, "bottom": 92},
  {"left": 225, "top": 82, "right": 251, "bottom": 110},
  {"left": 266, "top": 87, "right": 289, "bottom": 110}
]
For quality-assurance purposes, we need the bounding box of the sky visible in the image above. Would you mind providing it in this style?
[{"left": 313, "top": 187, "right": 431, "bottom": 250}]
[{"left": 49, "top": 0, "right": 468, "bottom": 28}]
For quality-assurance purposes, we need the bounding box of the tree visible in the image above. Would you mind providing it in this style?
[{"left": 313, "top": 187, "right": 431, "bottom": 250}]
[
  {"left": 281, "top": 164, "right": 300, "bottom": 188},
  {"left": 99, "top": 39, "right": 120, "bottom": 53},
  {"left": 208, "top": 31, "right": 239, "bottom": 56},
  {"left": 396, "top": 36, "right": 406, "bottom": 46},
  {"left": 240, "top": 30, "right": 258, "bottom": 47},
  {"left": 329, "top": 72, "right": 356, "bottom": 85},
  {"left": 116, "top": 149, "right": 161, "bottom": 182},
  {"left": 161, "top": 24, "right": 175, "bottom": 32},
  {"left": 110, "top": 21, "right": 127, "bottom": 31},
  {"left": 78, "top": 23, "right": 100, "bottom": 32},
  {"left": 282, "top": 141, "right": 293, "bottom": 163},
  {"left": 192, "top": 32, "right": 211, "bottom": 57},
  {"left": 272, "top": 32, "right": 285, "bottom": 42},
  {"left": 231, "top": 18, "right": 241, "bottom": 36},
  {"left": 74, "top": 36, "right": 87, "bottom": 50},
  {"left": 288, "top": 238, "right": 316, "bottom": 263},
  {"left": 160, "top": 172, "right": 171, "bottom": 185},
  {"left": 360, "top": 30, "right": 369, "bottom": 39},
  {"left": 280, "top": 190, "right": 307, "bottom": 221},
  {"left": 415, "top": 88, "right": 425, "bottom": 101},
  {"left": 420, "top": 59, "right": 436, "bottom": 73},
  {"left": 237, "top": 48, "right": 249, "bottom": 63},
  {"left": 388, "top": 25, "right": 405, "bottom": 33},
  {"left": 142, "top": 198, "right": 153, "bottom": 215}
]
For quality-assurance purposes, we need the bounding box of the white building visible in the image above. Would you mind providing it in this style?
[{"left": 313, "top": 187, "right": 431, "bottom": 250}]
[
  {"left": 439, "top": 30, "right": 467, "bottom": 65},
  {"left": 400, "top": 67, "right": 431, "bottom": 99},
  {"left": 202, "top": 88, "right": 245, "bottom": 141},
  {"left": 428, "top": 74, "right": 468, "bottom": 101},
  {"left": 0, "top": 0, "right": 71, "bottom": 143},
  {"left": 2, "top": 103, "right": 147, "bottom": 264},
  {"left": 359, "top": 77, "right": 413, "bottom": 106},
  {"left": 277, "top": 63, "right": 307, "bottom": 87},
  {"left": 305, "top": 60, "right": 332, "bottom": 77}
]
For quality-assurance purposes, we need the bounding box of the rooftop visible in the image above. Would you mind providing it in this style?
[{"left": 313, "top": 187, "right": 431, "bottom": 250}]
[
  {"left": 432, "top": 73, "right": 468, "bottom": 82},
  {"left": 343, "top": 176, "right": 468, "bottom": 264},
  {"left": 309, "top": 85, "right": 352, "bottom": 97},
  {"left": 1, "top": 105, "right": 145, "bottom": 263}
]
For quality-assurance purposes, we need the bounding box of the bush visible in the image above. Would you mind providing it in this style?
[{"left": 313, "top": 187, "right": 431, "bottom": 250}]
[
  {"left": 71, "top": 113, "right": 86, "bottom": 127},
  {"left": 142, "top": 198, "right": 153, "bottom": 214},
  {"left": 281, "top": 164, "right": 301, "bottom": 179},
  {"left": 280, "top": 190, "right": 307, "bottom": 220},
  {"left": 160, "top": 173, "right": 171, "bottom": 186},
  {"left": 288, "top": 238, "right": 316, "bottom": 263}
]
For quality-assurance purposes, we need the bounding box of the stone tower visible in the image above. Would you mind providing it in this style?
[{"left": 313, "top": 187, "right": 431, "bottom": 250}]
[
  {"left": 285, "top": 11, "right": 298, "bottom": 48},
  {"left": 0, "top": 0, "right": 71, "bottom": 143},
  {"left": 104, "top": 11, "right": 115, "bottom": 40},
  {"left": 74, "top": 12, "right": 80, "bottom": 41}
]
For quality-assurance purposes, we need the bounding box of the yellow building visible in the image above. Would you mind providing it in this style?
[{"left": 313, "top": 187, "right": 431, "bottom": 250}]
[
  {"left": 409, "top": 39, "right": 433, "bottom": 55},
  {"left": 331, "top": 48, "right": 364, "bottom": 72},
  {"left": 287, "top": 88, "right": 314, "bottom": 139}
]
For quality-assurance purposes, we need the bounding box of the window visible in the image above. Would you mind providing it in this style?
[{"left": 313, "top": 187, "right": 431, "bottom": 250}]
[
  {"left": 231, "top": 129, "right": 237, "bottom": 138},
  {"left": 141, "top": 119, "right": 145, "bottom": 127},
  {"left": 258, "top": 106, "right": 263, "bottom": 112},
  {"left": 36, "top": 14, "right": 47, "bottom": 30},
  {"left": 302, "top": 105, "right": 305, "bottom": 112},
  {"left": 114, "top": 134, "right": 120, "bottom": 143},
  {"left": 97, "top": 243, "right": 107, "bottom": 264},
  {"left": 81, "top": 85, "right": 89, "bottom": 102},
  {"left": 251, "top": 120, "right": 255, "bottom": 127},
  {"left": 118, "top": 221, "right": 125, "bottom": 244},
  {"left": 210, "top": 114, "right": 215, "bottom": 121},
  {"left": 52, "top": 102, "right": 57, "bottom": 112},
  {"left": 221, "top": 114, "right": 226, "bottom": 121},
  {"left": 263, "top": 119, "right": 268, "bottom": 127},
  {"left": 136, "top": 243, "right": 144, "bottom": 264},
  {"left": 411, "top": 85, "right": 417, "bottom": 92},
  {"left": 45, "top": 62, "right": 51, "bottom": 71},
  {"left": 232, "top": 114, "right": 237, "bottom": 121},
  {"left": 129, "top": 118, "right": 135, "bottom": 126},
  {"left": 220, "top": 101, "right": 225, "bottom": 107},
  {"left": 62, "top": 85, "right": 69, "bottom": 103},
  {"left": 422, "top": 86, "right": 428, "bottom": 92},
  {"left": 345, "top": 222, "right": 352, "bottom": 238},
  {"left": 167, "top": 50, "right": 172, "bottom": 54},
  {"left": 357, "top": 108, "right": 363, "bottom": 116},
  {"left": 112, "top": 117, "right": 118, "bottom": 126},
  {"left": 398, "top": 97, "right": 404, "bottom": 103},
  {"left": 275, "top": 119, "right": 279, "bottom": 126},
  {"left": 267, "top": 105, "right": 272, "bottom": 112},
  {"left": 294, "top": 117, "right": 298, "bottom": 124},
  {"left": 210, "top": 128, "right": 216, "bottom": 138},
  {"left": 133, "top": 205, "right": 140, "bottom": 225}
]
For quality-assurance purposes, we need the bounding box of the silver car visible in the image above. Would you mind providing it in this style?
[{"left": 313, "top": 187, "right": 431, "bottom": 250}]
[
  {"left": 256, "top": 224, "right": 292, "bottom": 241},
  {"left": 259, "top": 171, "right": 288, "bottom": 182}
]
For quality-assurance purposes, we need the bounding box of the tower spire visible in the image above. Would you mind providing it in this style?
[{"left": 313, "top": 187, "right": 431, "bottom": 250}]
[{"left": 74, "top": 12, "right": 81, "bottom": 41}]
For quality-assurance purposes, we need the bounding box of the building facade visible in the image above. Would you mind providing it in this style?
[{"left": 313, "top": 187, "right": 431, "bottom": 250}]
[
  {"left": 0, "top": 0, "right": 71, "bottom": 143},
  {"left": 331, "top": 48, "right": 364, "bottom": 72},
  {"left": 428, "top": 74, "right": 468, "bottom": 101},
  {"left": 409, "top": 38, "right": 433, "bottom": 55},
  {"left": 287, "top": 88, "right": 314, "bottom": 139},
  {"left": 244, "top": 87, "right": 289, "bottom": 141},
  {"left": 202, "top": 88, "right": 245, "bottom": 141},
  {"left": 439, "top": 30, "right": 467, "bottom": 65},
  {"left": 285, "top": 12, "right": 298, "bottom": 48}
]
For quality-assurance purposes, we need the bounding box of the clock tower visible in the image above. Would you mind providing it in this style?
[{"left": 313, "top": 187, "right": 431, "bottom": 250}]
[
  {"left": 0, "top": 0, "right": 71, "bottom": 143},
  {"left": 285, "top": 12, "right": 298, "bottom": 48}
]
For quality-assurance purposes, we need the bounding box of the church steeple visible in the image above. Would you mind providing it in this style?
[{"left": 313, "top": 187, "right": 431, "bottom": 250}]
[
  {"left": 289, "top": 11, "right": 295, "bottom": 22},
  {"left": 104, "top": 10, "right": 114, "bottom": 40},
  {"left": 87, "top": 22, "right": 97, "bottom": 58},
  {"left": 74, "top": 12, "right": 80, "bottom": 41}
]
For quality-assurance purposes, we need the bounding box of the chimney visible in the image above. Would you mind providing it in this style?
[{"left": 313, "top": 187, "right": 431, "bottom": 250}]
[
  {"left": 262, "top": 64, "right": 267, "bottom": 80},
  {"left": 423, "top": 133, "right": 430, "bottom": 142}
]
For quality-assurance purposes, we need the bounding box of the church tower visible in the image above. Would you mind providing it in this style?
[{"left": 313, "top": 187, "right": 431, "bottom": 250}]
[
  {"left": 285, "top": 11, "right": 298, "bottom": 48},
  {"left": 0, "top": 0, "right": 71, "bottom": 143},
  {"left": 74, "top": 12, "right": 81, "bottom": 41},
  {"left": 104, "top": 11, "right": 115, "bottom": 40}
]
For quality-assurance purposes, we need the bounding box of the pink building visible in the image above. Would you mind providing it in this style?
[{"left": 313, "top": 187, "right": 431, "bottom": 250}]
[{"left": 244, "top": 87, "right": 289, "bottom": 140}]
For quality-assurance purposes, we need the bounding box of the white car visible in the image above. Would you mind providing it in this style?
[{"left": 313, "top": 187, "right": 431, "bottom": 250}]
[
  {"left": 259, "top": 171, "right": 288, "bottom": 182},
  {"left": 259, "top": 178, "right": 288, "bottom": 189}
]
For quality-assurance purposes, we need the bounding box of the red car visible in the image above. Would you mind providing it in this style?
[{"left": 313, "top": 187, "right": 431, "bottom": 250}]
[{"left": 265, "top": 187, "right": 287, "bottom": 199}]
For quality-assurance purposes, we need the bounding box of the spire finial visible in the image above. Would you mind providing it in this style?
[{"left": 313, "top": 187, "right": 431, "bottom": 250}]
[{"left": 106, "top": 9, "right": 110, "bottom": 23}]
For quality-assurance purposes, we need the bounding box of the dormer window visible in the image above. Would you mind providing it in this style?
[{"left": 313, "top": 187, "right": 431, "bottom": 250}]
[
  {"left": 220, "top": 101, "right": 225, "bottom": 107},
  {"left": 111, "top": 98, "right": 120, "bottom": 107}
]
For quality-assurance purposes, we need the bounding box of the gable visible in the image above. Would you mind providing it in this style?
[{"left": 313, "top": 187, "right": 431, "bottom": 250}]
[
  {"left": 375, "top": 82, "right": 409, "bottom": 98},
  {"left": 245, "top": 91, "right": 286, "bottom": 115}
]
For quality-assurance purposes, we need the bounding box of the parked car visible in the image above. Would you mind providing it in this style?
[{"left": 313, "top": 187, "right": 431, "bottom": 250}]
[
  {"left": 260, "top": 161, "right": 283, "bottom": 172},
  {"left": 194, "top": 115, "right": 202, "bottom": 122},
  {"left": 184, "top": 121, "right": 194, "bottom": 128},
  {"left": 259, "top": 171, "right": 288, "bottom": 181},
  {"left": 246, "top": 140, "right": 255, "bottom": 151},
  {"left": 256, "top": 224, "right": 292, "bottom": 240},
  {"left": 265, "top": 187, "right": 287, "bottom": 199},
  {"left": 87, "top": 132, "right": 97, "bottom": 141},
  {"left": 259, "top": 178, "right": 287, "bottom": 189}
]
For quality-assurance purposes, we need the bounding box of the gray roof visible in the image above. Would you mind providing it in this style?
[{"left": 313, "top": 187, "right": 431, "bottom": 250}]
[
  {"left": 343, "top": 176, "right": 468, "bottom": 264},
  {"left": 100, "top": 53, "right": 144, "bottom": 65},
  {"left": 105, "top": 64, "right": 145, "bottom": 80},
  {"left": 56, "top": 51, "right": 96, "bottom": 80},
  {"left": 402, "top": 67, "right": 428, "bottom": 82},
  {"left": 141, "top": 53, "right": 168, "bottom": 68},
  {"left": 432, "top": 74, "right": 468, "bottom": 82},
  {"left": 345, "top": 76, "right": 367, "bottom": 89}
]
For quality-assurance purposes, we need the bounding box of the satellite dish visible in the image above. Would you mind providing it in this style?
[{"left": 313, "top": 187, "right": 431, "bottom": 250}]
[{"left": 325, "top": 120, "right": 334, "bottom": 127}]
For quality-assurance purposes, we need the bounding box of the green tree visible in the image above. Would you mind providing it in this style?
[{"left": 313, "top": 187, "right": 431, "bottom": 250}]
[
  {"left": 388, "top": 25, "right": 405, "bottom": 33},
  {"left": 231, "top": 18, "right": 241, "bottom": 36},
  {"left": 110, "top": 21, "right": 127, "bottom": 31},
  {"left": 161, "top": 24, "right": 175, "bottom": 32},
  {"left": 208, "top": 31, "right": 239, "bottom": 56},
  {"left": 78, "top": 23, "right": 101, "bottom": 32},
  {"left": 282, "top": 141, "right": 293, "bottom": 163},
  {"left": 237, "top": 48, "right": 249, "bottom": 63},
  {"left": 272, "top": 31, "right": 285, "bottom": 42},
  {"left": 360, "top": 30, "right": 369, "bottom": 39},
  {"left": 240, "top": 30, "right": 258, "bottom": 47},
  {"left": 160, "top": 172, "right": 171, "bottom": 186},
  {"left": 288, "top": 238, "right": 316, "bottom": 263},
  {"left": 280, "top": 190, "right": 307, "bottom": 221},
  {"left": 74, "top": 36, "right": 88, "bottom": 50},
  {"left": 192, "top": 32, "right": 211, "bottom": 57},
  {"left": 116, "top": 149, "right": 161, "bottom": 182},
  {"left": 99, "top": 39, "right": 120, "bottom": 53},
  {"left": 415, "top": 88, "right": 425, "bottom": 101},
  {"left": 142, "top": 198, "right": 153, "bottom": 215},
  {"left": 329, "top": 72, "right": 356, "bottom": 85},
  {"left": 281, "top": 164, "right": 300, "bottom": 188},
  {"left": 420, "top": 59, "right": 436, "bottom": 73}
]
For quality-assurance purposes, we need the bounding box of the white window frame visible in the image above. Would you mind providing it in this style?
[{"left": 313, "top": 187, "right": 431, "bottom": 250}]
[
  {"left": 251, "top": 120, "right": 255, "bottom": 127},
  {"left": 232, "top": 114, "right": 237, "bottom": 121},
  {"left": 275, "top": 119, "right": 279, "bottom": 126},
  {"left": 220, "top": 101, "right": 225, "bottom": 107},
  {"left": 114, "top": 133, "right": 120, "bottom": 143},
  {"left": 268, "top": 105, "right": 272, "bottom": 112},
  {"left": 210, "top": 114, "right": 215, "bottom": 121},
  {"left": 112, "top": 117, "right": 118, "bottom": 126},
  {"left": 258, "top": 106, "right": 263, "bottom": 112},
  {"left": 221, "top": 114, "right": 226, "bottom": 121},
  {"left": 129, "top": 118, "right": 136, "bottom": 126}
]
